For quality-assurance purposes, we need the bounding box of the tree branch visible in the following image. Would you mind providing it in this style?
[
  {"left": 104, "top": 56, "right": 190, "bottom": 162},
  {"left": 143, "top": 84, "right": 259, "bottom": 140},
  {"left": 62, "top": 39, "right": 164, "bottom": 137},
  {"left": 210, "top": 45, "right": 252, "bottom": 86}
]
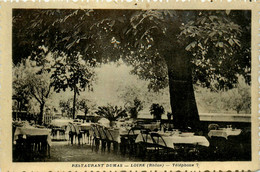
[
  {"left": 30, "top": 90, "right": 42, "bottom": 104},
  {"left": 45, "top": 84, "right": 52, "bottom": 99}
]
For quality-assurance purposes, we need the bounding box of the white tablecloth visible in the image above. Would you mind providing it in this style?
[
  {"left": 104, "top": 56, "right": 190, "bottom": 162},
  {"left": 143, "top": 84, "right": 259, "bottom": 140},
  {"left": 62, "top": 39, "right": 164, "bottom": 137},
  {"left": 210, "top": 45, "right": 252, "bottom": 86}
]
[
  {"left": 135, "top": 133, "right": 210, "bottom": 148},
  {"left": 208, "top": 128, "right": 242, "bottom": 139},
  {"left": 106, "top": 129, "right": 130, "bottom": 143},
  {"left": 78, "top": 123, "right": 92, "bottom": 131},
  {"left": 106, "top": 129, "right": 121, "bottom": 142},
  {"left": 142, "top": 123, "right": 160, "bottom": 131},
  {"left": 14, "top": 127, "right": 52, "bottom": 146},
  {"left": 50, "top": 119, "right": 73, "bottom": 128}
]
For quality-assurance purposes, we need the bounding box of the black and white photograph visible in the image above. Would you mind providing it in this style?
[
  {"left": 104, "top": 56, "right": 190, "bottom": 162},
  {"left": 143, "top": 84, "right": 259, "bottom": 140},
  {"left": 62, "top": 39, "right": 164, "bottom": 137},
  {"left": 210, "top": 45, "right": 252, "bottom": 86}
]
[{"left": 11, "top": 8, "right": 252, "bottom": 163}]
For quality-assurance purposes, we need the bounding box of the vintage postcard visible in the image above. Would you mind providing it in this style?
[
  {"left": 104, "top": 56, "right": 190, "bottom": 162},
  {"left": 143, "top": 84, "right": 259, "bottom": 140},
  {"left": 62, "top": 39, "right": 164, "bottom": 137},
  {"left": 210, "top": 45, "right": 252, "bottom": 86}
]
[{"left": 0, "top": 0, "right": 258, "bottom": 171}]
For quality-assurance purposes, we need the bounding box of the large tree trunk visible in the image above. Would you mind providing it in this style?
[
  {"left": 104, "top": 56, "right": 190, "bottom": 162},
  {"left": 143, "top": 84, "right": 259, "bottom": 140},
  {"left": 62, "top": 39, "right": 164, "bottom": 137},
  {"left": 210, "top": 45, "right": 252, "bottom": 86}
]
[
  {"left": 38, "top": 102, "right": 45, "bottom": 125},
  {"left": 72, "top": 85, "right": 77, "bottom": 119},
  {"left": 165, "top": 47, "right": 200, "bottom": 130}
]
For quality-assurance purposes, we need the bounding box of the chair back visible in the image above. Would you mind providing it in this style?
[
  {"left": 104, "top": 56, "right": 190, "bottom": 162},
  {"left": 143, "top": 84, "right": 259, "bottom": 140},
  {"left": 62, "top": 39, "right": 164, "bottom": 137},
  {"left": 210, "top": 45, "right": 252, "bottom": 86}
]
[
  {"left": 97, "top": 125, "right": 108, "bottom": 140},
  {"left": 104, "top": 128, "right": 114, "bottom": 141},
  {"left": 128, "top": 126, "right": 143, "bottom": 135},
  {"left": 127, "top": 127, "right": 142, "bottom": 143},
  {"left": 208, "top": 124, "right": 220, "bottom": 131},
  {"left": 91, "top": 124, "right": 100, "bottom": 139},
  {"left": 140, "top": 129, "right": 152, "bottom": 143},
  {"left": 150, "top": 132, "right": 168, "bottom": 147},
  {"left": 66, "top": 123, "right": 80, "bottom": 135}
]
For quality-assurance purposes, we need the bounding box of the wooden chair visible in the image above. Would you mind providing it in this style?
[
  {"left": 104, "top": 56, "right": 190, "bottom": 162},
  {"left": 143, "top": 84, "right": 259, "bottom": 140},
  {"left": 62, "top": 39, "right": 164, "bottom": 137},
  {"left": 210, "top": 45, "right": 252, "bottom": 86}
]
[
  {"left": 104, "top": 128, "right": 119, "bottom": 153},
  {"left": 208, "top": 124, "right": 220, "bottom": 131},
  {"left": 67, "top": 123, "right": 81, "bottom": 145},
  {"left": 22, "top": 135, "right": 50, "bottom": 161},
  {"left": 119, "top": 135, "right": 128, "bottom": 155},
  {"left": 79, "top": 128, "right": 90, "bottom": 144},
  {"left": 96, "top": 125, "right": 108, "bottom": 152},
  {"left": 137, "top": 129, "right": 158, "bottom": 160},
  {"left": 208, "top": 136, "right": 227, "bottom": 160},
  {"left": 91, "top": 125, "right": 100, "bottom": 152},
  {"left": 33, "top": 135, "right": 50, "bottom": 159},
  {"left": 51, "top": 127, "right": 66, "bottom": 141},
  {"left": 100, "top": 126, "right": 112, "bottom": 153},
  {"left": 14, "top": 135, "right": 27, "bottom": 161},
  {"left": 173, "top": 143, "right": 200, "bottom": 161},
  {"left": 224, "top": 134, "right": 248, "bottom": 161},
  {"left": 126, "top": 127, "right": 142, "bottom": 157},
  {"left": 150, "top": 132, "right": 175, "bottom": 161}
]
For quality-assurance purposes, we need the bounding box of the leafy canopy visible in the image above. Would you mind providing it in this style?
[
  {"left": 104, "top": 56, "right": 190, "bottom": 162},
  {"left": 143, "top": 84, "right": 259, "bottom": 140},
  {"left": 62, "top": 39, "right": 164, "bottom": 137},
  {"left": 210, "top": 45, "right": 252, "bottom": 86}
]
[
  {"left": 13, "top": 10, "right": 250, "bottom": 92},
  {"left": 49, "top": 52, "right": 96, "bottom": 94}
]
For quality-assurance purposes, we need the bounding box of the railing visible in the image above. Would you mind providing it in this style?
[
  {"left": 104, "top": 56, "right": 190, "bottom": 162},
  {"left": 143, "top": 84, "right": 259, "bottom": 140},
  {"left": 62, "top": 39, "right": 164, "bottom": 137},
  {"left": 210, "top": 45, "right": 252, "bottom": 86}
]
[
  {"left": 138, "top": 112, "right": 251, "bottom": 123},
  {"left": 44, "top": 114, "right": 54, "bottom": 125},
  {"left": 199, "top": 113, "right": 251, "bottom": 123}
]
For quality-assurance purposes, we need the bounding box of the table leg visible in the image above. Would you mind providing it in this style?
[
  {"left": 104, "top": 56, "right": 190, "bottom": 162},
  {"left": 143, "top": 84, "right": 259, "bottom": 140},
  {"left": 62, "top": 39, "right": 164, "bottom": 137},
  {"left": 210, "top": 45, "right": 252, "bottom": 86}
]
[
  {"left": 48, "top": 144, "right": 50, "bottom": 158},
  {"left": 57, "top": 130, "right": 60, "bottom": 140}
]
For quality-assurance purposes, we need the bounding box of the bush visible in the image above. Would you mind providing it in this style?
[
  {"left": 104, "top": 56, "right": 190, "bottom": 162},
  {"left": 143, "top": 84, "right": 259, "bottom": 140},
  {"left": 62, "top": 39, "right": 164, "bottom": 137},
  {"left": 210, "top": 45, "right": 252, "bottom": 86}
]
[
  {"left": 96, "top": 104, "right": 127, "bottom": 123},
  {"left": 150, "top": 103, "right": 165, "bottom": 120},
  {"left": 126, "top": 97, "right": 143, "bottom": 119}
]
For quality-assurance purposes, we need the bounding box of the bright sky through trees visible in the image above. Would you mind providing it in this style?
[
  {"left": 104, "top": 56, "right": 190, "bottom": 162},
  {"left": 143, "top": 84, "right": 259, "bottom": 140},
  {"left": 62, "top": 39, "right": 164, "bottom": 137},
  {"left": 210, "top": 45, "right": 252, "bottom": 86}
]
[{"left": 48, "top": 61, "right": 249, "bottom": 117}]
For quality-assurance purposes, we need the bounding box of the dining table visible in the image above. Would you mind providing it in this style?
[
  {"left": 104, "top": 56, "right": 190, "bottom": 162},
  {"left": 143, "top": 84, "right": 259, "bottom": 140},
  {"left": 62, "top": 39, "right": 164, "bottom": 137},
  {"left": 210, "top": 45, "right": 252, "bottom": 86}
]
[
  {"left": 51, "top": 127, "right": 67, "bottom": 140},
  {"left": 105, "top": 128, "right": 130, "bottom": 143},
  {"left": 14, "top": 126, "right": 52, "bottom": 146},
  {"left": 50, "top": 119, "right": 73, "bottom": 141},
  {"left": 142, "top": 123, "right": 160, "bottom": 131},
  {"left": 14, "top": 125, "right": 52, "bottom": 160},
  {"left": 78, "top": 123, "right": 92, "bottom": 144},
  {"left": 50, "top": 119, "right": 73, "bottom": 128},
  {"left": 78, "top": 122, "right": 92, "bottom": 131},
  {"left": 135, "top": 132, "right": 210, "bottom": 148},
  {"left": 208, "top": 128, "right": 242, "bottom": 139},
  {"left": 103, "top": 127, "right": 140, "bottom": 154}
]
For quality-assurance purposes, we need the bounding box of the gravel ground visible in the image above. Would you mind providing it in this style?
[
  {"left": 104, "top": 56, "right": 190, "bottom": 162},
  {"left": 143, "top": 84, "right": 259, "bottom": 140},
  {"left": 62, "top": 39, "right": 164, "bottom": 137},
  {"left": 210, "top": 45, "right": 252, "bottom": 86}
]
[
  {"left": 13, "top": 137, "right": 251, "bottom": 162},
  {"left": 45, "top": 141, "right": 140, "bottom": 162}
]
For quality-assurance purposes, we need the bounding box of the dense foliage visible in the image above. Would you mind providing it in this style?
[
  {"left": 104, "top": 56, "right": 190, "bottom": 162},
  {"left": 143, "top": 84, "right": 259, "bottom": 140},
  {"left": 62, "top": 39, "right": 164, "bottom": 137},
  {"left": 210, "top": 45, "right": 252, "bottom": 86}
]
[
  {"left": 13, "top": 58, "right": 52, "bottom": 124},
  {"left": 12, "top": 9, "right": 251, "bottom": 128},
  {"left": 13, "top": 10, "right": 250, "bottom": 89}
]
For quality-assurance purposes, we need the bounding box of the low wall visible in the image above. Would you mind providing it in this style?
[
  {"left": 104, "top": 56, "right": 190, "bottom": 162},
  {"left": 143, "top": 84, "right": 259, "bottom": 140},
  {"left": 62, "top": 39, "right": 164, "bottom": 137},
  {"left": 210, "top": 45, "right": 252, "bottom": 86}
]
[
  {"left": 138, "top": 112, "right": 251, "bottom": 123},
  {"left": 138, "top": 112, "right": 251, "bottom": 132},
  {"left": 199, "top": 113, "right": 251, "bottom": 123}
]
